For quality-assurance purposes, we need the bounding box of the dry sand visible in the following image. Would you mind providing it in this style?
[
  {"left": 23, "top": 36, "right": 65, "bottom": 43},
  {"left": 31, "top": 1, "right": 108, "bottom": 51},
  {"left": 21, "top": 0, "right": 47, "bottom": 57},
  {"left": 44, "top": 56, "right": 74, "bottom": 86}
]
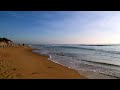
[{"left": 0, "top": 46, "right": 87, "bottom": 79}]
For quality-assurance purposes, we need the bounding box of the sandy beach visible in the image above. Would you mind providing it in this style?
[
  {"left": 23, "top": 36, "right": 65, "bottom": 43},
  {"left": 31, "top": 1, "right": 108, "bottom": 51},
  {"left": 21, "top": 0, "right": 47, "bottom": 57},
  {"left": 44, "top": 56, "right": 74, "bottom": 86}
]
[
  {"left": 0, "top": 46, "right": 87, "bottom": 79},
  {"left": 1, "top": 11, "right": 120, "bottom": 79}
]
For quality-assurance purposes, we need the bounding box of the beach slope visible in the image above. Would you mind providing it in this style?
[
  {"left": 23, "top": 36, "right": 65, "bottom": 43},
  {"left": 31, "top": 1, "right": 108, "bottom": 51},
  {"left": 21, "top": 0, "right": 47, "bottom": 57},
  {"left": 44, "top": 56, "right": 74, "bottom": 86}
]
[{"left": 0, "top": 46, "right": 86, "bottom": 79}]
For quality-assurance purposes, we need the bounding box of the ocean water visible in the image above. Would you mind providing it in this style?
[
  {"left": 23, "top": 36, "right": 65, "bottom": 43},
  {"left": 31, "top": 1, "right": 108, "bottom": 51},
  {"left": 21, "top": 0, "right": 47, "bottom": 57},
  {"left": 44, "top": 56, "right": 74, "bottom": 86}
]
[{"left": 31, "top": 44, "right": 120, "bottom": 78}]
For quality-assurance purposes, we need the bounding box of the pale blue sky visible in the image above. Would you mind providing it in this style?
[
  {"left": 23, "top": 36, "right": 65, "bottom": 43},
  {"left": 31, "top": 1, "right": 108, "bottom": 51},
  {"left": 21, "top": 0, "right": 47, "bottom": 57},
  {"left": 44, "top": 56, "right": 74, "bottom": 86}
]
[{"left": 0, "top": 11, "right": 120, "bottom": 44}]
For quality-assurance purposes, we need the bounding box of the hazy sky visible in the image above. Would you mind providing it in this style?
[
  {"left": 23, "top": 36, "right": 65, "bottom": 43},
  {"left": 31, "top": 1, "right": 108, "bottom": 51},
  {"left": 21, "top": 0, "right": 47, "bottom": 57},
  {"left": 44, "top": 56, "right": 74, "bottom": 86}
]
[{"left": 0, "top": 11, "right": 120, "bottom": 44}]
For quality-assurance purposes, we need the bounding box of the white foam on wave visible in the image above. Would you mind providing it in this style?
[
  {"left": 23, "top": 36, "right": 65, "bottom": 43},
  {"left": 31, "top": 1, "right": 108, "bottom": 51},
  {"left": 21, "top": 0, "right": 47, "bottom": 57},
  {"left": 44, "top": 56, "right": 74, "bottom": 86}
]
[
  {"left": 48, "top": 55, "right": 72, "bottom": 69},
  {"left": 48, "top": 54, "right": 120, "bottom": 79},
  {"left": 32, "top": 46, "right": 120, "bottom": 79}
]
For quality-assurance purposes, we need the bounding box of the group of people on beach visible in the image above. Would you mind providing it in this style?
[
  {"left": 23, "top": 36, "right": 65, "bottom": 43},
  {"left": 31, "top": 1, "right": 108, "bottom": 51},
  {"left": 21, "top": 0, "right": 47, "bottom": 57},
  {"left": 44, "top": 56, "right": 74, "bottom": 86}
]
[{"left": 18, "top": 44, "right": 25, "bottom": 47}]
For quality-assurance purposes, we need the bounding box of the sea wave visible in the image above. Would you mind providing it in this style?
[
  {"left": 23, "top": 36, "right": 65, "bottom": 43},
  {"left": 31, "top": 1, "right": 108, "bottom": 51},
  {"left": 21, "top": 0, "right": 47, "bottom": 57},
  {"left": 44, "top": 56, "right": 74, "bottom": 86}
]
[
  {"left": 31, "top": 44, "right": 120, "bottom": 79},
  {"left": 48, "top": 53, "right": 120, "bottom": 79},
  {"left": 57, "top": 45, "right": 120, "bottom": 55}
]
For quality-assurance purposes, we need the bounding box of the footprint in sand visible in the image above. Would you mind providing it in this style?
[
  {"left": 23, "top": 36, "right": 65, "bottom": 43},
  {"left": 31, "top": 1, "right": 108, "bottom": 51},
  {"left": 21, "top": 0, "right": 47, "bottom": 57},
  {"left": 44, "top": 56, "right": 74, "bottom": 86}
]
[
  {"left": 48, "top": 67, "right": 53, "bottom": 68},
  {"left": 12, "top": 68, "right": 16, "bottom": 71},
  {"left": 1, "top": 65, "right": 4, "bottom": 67},
  {"left": 32, "top": 72, "right": 39, "bottom": 74}
]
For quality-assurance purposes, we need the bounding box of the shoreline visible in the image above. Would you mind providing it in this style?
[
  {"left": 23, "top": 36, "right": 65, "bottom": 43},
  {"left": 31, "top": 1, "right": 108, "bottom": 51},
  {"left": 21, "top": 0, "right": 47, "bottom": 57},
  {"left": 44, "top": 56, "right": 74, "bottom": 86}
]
[
  {"left": 0, "top": 46, "right": 117, "bottom": 79},
  {"left": 0, "top": 46, "right": 87, "bottom": 79},
  {"left": 32, "top": 48, "right": 118, "bottom": 79},
  {"left": 30, "top": 47, "right": 87, "bottom": 79}
]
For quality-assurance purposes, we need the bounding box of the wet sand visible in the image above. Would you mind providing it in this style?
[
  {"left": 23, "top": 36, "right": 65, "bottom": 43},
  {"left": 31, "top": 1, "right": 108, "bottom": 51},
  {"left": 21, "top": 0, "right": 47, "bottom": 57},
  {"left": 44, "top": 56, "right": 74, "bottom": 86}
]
[{"left": 0, "top": 46, "right": 87, "bottom": 79}]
